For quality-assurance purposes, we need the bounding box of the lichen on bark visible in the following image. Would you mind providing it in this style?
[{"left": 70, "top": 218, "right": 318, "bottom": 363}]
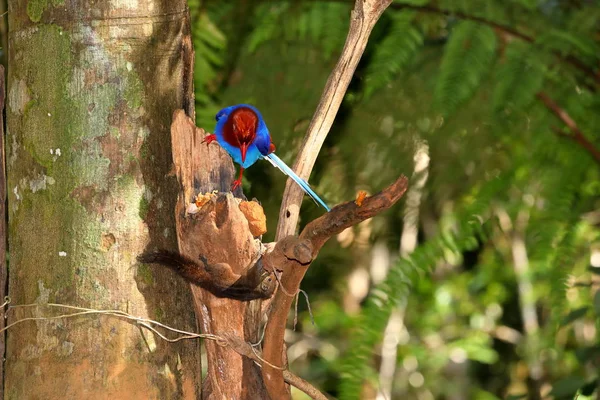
[{"left": 7, "top": 1, "right": 200, "bottom": 398}]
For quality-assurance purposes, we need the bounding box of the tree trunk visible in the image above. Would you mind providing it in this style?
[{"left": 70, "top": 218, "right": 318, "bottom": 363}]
[{"left": 5, "top": 1, "right": 199, "bottom": 399}]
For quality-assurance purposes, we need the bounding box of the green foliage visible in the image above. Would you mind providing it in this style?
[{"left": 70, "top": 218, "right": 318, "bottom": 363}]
[
  {"left": 363, "top": 11, "right": 423, "bottom": 98},
  {"left": 493, "top": 42, "right": 544, "bottom": 113},
  {"left": 433, "top": 21, "right": 497, "bottom": 116},
  {"left": 245, "top": 2, "right": 349, "bottom": 59},
  {"left": 189, "top": 3, "right": 227, "bottom": 128},
  {"left": 339, "top": 174, "right": 504, "bottom": 399},
  {"left": 537, "top": 29, "right": 600, "bottom": 66},
  {"left": 196, "top": 1, "right": 600, "bottom": 399}
]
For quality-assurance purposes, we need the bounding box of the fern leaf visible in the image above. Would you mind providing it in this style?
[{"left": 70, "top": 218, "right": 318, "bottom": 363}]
[
  {"left": 493, "top": 41, "right": 544, "bottom": 113},
  {"left": 338, "top": 172, "right": 510, "bottom": 399},
  {"left": 536, "top": 29, "right": 600, "bottom": 65},
  {"left": 434, "top": 21, "right": 497, "bottom": 116},
  {"left": 363, "top": 11, "right": 423, "bottom": 98},
  {"left": 246, "top": 3, "right": 289, "bottom": 53}
]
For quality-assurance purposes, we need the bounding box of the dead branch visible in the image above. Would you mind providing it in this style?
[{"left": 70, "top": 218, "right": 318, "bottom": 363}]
[
  {"left": 275, "top": 0, "right": 393, "bottom": 240},
  {"left": 262, "top": 175, "right": 409, "bottom": 399},
  {"left": 536, "top": 91, "right": 600, "bottom": 165}
]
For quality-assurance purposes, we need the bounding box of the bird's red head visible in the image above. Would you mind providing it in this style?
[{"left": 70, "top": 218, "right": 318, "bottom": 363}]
[{"left": 223, "top": 107, "right": 258, "bottom": 163}]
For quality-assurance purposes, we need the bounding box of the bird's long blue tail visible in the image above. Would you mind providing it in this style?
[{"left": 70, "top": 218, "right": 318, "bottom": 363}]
[{"left": 263, "top": 153, "right": 331, "bottom": 212}]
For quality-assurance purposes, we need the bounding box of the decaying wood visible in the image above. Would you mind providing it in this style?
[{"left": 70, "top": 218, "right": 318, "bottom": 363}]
[
  {"left": 262, "top": 176, "right": 409, "bottom": 398},
  {"left": 275, "top": 0, "right": 393, "bottom": 240},
  {"left": 169, "top": 110, "right": 272, "bottom": 399}
]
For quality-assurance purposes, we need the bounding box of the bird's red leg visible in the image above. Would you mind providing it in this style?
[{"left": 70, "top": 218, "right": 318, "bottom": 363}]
[
  {"left": 232, "top": 167, "right": 244, "bottom": 190},
  {"left": 202, "top": 134, "right": 217, "bottom": 145}
]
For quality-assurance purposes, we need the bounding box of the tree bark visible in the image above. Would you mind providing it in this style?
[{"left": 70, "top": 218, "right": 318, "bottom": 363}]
[{"left": 6, "top": 1, "right": 198, "bottom": 399}]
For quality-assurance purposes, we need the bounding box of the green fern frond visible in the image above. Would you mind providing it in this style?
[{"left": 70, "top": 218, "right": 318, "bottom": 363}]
[
  {"left": 363, "top": 11, "right": 423, "bottom": 98},
  {"left": 567, "top": 5, "right": 600, "bottom": 37},
  {"left": 338, "top": 172, "right": 509, "bottom": 399},
  {"left": 536, "top": 29, "right": 600, "bottom": 66},
  {"left": 192, "top": 11, "right": 227, "bottom": 128},
  {"left": 493, "top": 41, "right": 544, "bottom": 113},
  {"left": 434, "top": 21, "right": 497, "bottom": 116},
  {"left": 307, "top": 2, "right": 349, "bottom": 58},
  {"left": 246, "top": 3, "right": 290, "bottom": 53},
  {"left": 245, "top": 2, "right": 348, "bottom": 58},
  {"left": 393, "top": 0, "right": 429, "bottom": 6}
]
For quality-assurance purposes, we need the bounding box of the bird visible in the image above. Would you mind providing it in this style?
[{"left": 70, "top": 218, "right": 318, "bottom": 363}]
[{"left": 202, "top": 104, "right": 330, "bottom": 211}]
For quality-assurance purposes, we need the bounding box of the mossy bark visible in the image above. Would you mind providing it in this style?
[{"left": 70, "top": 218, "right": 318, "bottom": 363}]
[{"left": 6, "top": 1, "right": 199, "bottom": 398}]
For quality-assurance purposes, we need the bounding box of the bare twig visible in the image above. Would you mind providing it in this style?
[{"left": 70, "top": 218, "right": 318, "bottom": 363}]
[
  {"left": 536, "top": 91, "right": 600, "bottom": 165},
  {"left": 263, "top": 175, "right": 409, "bottom": 399},
  {"left": 275, "top": 0, "right": 393, "bottom": 240},
  {"left": 283, "top": 371, "right": 330, "bottom": 400}
]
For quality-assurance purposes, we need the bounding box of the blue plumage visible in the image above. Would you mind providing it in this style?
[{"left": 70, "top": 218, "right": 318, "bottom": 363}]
[
  {"left": 204, "top": 104, "right": 330, "bottom": 212},
  {"left": 214, "top": 104, "right": 267, "bottom": 168}
]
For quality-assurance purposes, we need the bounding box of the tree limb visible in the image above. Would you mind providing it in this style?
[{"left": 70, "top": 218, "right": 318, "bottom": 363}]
[
  {"left": 536, "top": 91, "right": 600, "bottom": 165},
  {"left": 262, "top": 175, "right": 409, "bottom": 399},
  {"left": 275, "top": 0, "right": 393, "bottom": 240}
]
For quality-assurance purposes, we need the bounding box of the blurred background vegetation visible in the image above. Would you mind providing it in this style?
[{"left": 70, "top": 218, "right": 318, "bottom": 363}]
[
  {"left": 3, "top": 0, "right": 597, "bottom": 398},
  {"left": 187, "top": 0, "right": 600, "bottom": 399}
]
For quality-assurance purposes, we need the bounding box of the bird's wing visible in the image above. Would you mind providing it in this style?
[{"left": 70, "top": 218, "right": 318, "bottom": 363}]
[{"left": 263, "top": 153, "right": 330, "bottom": 212}]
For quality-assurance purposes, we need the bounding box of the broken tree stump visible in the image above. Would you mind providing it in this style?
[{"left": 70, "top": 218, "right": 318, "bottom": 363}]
[{"left": 169, "top": 110, "right": 274, "bottom": 399}]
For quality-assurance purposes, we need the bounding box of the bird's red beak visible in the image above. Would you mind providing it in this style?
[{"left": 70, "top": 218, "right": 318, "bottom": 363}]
[{"left": 240, "top": 143, "right": 248, "bottom": 163}]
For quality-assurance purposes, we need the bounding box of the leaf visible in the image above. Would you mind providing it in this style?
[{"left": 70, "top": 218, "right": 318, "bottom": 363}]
[
  {"left": 363, "top": 11, "right": 423, "bottom": 98},
  {"left": 549, "top": 377, "right": 587, "bottom": 398},
  {"left": 580, "top": 379, "right": 598, "bottom": 396},
  {"left": 560, "top": 306, "right": 589, "bottom": 326},
  {"left": 493, "top": 41, "right": 544, "bottom": 113},
  {"left": 246, "top": 3, "right": 289, "bottom": 53},
  {"left": 537, "top": 29, "right": 600, "bottom": 65},
  {"left": 434, "top": 21, "right": 497, "bottom": 116},
  {"left": 594, "top": 291, "right": 600, "bottom": 315},
  {"left": 506, "top": 395, "right": 527, "bottom": 400},
  {"left": 575, "top": 346, "right": 600, "bottom": 363}
]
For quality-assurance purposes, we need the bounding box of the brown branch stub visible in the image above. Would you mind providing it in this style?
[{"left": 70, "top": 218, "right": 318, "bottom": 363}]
[
  {"left": 262, "top": 175, "right": 409, "bottom": 399},
  {"left": 536, "top": 91, "right": 600, "bottom": 165},
  {"left": 275, "top": 0, "right": 393, "bottom": 241}
]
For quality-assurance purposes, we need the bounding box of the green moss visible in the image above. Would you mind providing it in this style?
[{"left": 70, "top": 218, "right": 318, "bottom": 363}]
[
  {"left": 110, "top": 126, "right": 121, "bottom": 139},
  {"left": 26, "top": 0, "right": 48, "bottom": 23},
  {"left": 123, "top": 68, "right": 143, "bottom": 110},
  {"left": 139, "top": 196, "right": 150, "bottom": 220},
  {"left": 154, "top": 307, "right": 164, "bottom": 321},
  {"left": 137, "top": 263, "right": 155, "bottom": 286},
  {"left": 26, "top": 0, "right": 65, "bottom": 22},
  {"left": 18, "top": 25, "right": 72, "bottom": 169}
]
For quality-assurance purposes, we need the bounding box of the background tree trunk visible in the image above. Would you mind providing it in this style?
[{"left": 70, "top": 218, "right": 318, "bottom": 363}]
[{"left": 5, "top": 1, "right": 199, "bottom": 398}]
